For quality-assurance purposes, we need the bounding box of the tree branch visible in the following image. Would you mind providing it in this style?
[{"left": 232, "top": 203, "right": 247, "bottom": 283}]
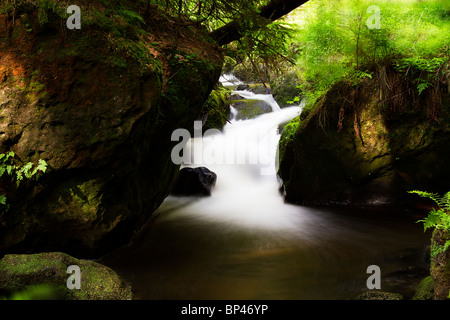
[{"left": 210, "top": 0, "right": 309, "bottom": 46}]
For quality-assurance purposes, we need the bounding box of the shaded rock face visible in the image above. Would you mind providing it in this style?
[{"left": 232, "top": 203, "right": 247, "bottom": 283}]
[
  {"left": 0, "top": 252, "right": 132, "bottom": 300},
  {"left": 171, "top": 167, "right": 217, "bottom": 196},
  {"left": 278, "top": 65, "right": 450, "bottom": 207},
  {"left": 0, "top": 5, "right": 223, "bottom": 257}
]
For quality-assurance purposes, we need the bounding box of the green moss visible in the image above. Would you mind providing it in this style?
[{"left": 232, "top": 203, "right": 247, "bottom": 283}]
[
  {"left": 0, "top": 252, "right": 133, "bottom": 300},
  {"left": 56, "top": 179, "right": 104, "bottom": 221},
  {"left": 202, "top": 86, "right": 231, "bottom": 131},
  {"left": 412, "top": 276, "right": 435, "bottom": 300},
  {"left": 354, "top": 291, "right": 404, "bottom": 300},
  {"left": 71, "top": 179, "right": 103, "bottom": 217}
]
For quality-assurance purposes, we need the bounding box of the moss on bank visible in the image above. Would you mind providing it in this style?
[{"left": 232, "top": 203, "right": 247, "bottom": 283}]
[
  {"left": 412, "top": 276, "right": 435, "bottom": 300},
  {"left": 0, "top": 252, "right": 133, "bottom": 300},
  {"left": 202, "top": 85, "right": 231, "bottom": 131}
]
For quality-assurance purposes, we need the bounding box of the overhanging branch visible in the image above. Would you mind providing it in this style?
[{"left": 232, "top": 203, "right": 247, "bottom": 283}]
[{"left": 210, "top": 0, "right": 309, "bottom": 46}]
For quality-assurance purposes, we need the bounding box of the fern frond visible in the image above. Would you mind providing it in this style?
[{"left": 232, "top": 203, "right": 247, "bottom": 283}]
[
  {"left": 441, "top": 191, "right": 450, "bottom": 211},
  {"left": 408, "top": 190, "right": 441, "bottom": 205}
]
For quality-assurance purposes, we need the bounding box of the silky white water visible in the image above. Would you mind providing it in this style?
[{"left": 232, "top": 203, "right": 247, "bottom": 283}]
[{"left": 101, "top": 81, "right": 429, "bottom": 300}]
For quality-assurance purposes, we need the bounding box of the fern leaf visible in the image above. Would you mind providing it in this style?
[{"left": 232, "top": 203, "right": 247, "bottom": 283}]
[{"left": 409, "top": 190, "right": 441, "bottom": 205}]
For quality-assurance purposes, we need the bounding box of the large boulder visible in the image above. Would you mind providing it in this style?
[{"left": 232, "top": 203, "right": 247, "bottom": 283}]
[
  {"left": 0, "top": 252, "right": 133, "bottom": 300},
  {"left": 0, "top": 2, "right": 223, "bottom": 257},
  {"left": 278, "top": 64, "right": 450, "bottom": 207}
]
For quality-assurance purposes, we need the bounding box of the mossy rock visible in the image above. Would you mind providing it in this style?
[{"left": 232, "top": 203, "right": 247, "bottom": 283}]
[
  {"left": 230, "top": 99, "right": 272, "bottom": 120},
  {"left": 270, "top": 72, "right": 302, "bottom": 108},
  {"left": 412, "top": 276, "right": 435, "bottom": 300},
  {"left": 278, "top": 63, "right": 450, "bottom": 206},
  {"left": 202, "top": 86, "right": 231, "bottom": 131},
  {"left": 354, "top": 291, "right": 404, "bottom": 300},
  {"left": 0, "top": 252, "right": 133, "bottom": 300},
  {"left": 430, "top": 229, "right": 450, "bottom": 300}
]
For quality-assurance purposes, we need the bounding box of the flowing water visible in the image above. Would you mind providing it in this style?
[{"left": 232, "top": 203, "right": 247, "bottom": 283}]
[{"left": 100, "top": 76, "right": 430, "bottom": 300}]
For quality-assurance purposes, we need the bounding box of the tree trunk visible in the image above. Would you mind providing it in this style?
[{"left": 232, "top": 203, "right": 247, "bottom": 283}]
[{"left": 210, "top": 0, "right": 309, "bottom": 46}]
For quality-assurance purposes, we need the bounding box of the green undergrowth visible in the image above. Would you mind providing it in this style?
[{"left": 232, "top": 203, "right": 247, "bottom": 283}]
[
  {"left": 0, "top": 284, "right": 64, "bottom": 300},
  {"left": 409, "top": 190, "right": 450, "bottom": 258},
  {"left": 250, "top": 0, "right": 450, "bottom": 118},
  {"left": 0, "top": 151, "right": 47, "bottom": 213}
]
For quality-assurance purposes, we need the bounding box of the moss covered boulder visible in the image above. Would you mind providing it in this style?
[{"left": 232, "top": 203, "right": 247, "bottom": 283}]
[
  {"left": 0, "top": 252, "right": 132, "bottom": 300},
  {"left": 278, "top": 63, "right": 450, "bottom": 206},
  {"left": 0, "top": 1, "right": 223, "bottom": 257}
]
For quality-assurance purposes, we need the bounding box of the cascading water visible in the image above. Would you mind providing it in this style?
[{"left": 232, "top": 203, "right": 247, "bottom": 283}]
[
  {"left": 232, "top": 90, "right": 281, "bottom": 112},
  {"left": 100, "top": 76, "right": 430, "bottom": 300}
]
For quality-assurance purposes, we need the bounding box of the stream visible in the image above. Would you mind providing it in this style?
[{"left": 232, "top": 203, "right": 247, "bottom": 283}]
[{"left": 100, "top": 75, "right": 430, "bottom": 300}]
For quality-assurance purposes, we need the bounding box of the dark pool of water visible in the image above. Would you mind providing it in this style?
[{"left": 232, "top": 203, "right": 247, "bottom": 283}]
[{"left": 100, "top": 200, "right": 430, "bottom": 300}]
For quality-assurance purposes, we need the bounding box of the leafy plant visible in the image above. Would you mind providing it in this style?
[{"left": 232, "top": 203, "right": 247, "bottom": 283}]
[
  {"left": 416, "top": 80, "right": 432, "bottom": 95},
  {"left": 282, "top": 118, "right": 300, "bottom": 141},
  {"left": 409, "top": 190, "right": 450, "bottom": 257},
  {"left": 0, "top": 151, "right": 48, "bottom": 213},
  {"left": 0, "top": 284, "right": 63, "bottom": 300}
]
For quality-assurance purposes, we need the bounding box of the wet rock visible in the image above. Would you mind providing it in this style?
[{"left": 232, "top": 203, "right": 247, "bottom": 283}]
[
  {"left": 249, "top": 85, "right": 271, "bottom": 95},
  {"left": 236, "top": 84, "right": 250, "bottom": 91},
  {"left": 231, "top": 99, "right": 272, "bottom": 120},
  {"left": 0, "top": 252, "right": 133, "bottom": 300},
  {"left": 172, "top": 167, "right": 217, "bottom": 196}
]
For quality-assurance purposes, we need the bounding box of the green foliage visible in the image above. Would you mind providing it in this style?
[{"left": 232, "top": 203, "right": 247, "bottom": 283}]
[
  {"left": 393, "top": 56, "right": 448, "bottom": 95},
  {"left": 409, "top": 190, "right": 450, "bottom": 258},
  {"left": 282, "top": 118, "right": 300, "bottom": 141},
  {"left": 0, "top": 152, "right": 48, "bottom": 213},
  {"left": 277, "top": 0, "right": 450, "bottom": 113},
  {"left": 202, "top": 86, "right": 231, "bottom": 130},
  {"left": 1, "top": 284, "right": 63, "bottom": 300},
  {"left": 147, "top": 0, "right": 266, "bottom": 28}
]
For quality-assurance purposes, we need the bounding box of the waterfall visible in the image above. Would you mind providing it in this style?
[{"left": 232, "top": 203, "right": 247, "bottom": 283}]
[
  {"left": 232, "top": 90, "right": 281, "bottom": 112},
  {"left": 100, "top": 75, "right": 429, "bottom": 300},
  {"left": 219, "top": 73, "right": 244, "bottom": 87}
]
